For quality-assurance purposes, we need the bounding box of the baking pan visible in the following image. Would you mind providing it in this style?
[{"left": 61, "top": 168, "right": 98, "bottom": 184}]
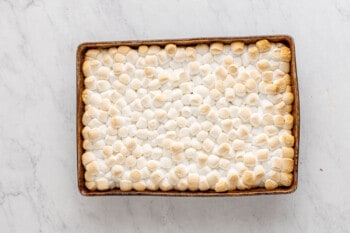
[{"left": 77, "top": 35, "right": 299, "bottom": 196}]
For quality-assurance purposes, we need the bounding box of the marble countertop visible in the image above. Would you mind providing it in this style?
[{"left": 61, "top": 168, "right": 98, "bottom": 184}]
[{"left": 1, "top": 0, "right": 350, "bottom": 232}]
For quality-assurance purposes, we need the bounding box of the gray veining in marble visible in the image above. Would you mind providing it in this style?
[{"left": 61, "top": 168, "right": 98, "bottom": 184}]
[{"left": 1, "top": 0, "right": 350, "bottom": 232}]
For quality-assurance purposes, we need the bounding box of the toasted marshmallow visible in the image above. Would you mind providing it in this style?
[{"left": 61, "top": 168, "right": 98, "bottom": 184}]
[
  {"left": 280, "top": 133, "right": 295, "bottom": 147},
  {"left": 210, "top": 43, "right": 224, "bottom": 54},
  {"left": 231, "top": 42, "right": 245, "bottom": 55},
  {"left": 256, "top": 39, "right": 272, "bottom": 53},
  {"left": 280, "top": 172, "right": 293, "bottom": 186},
  {"left": 265, "top": 179, "right": 278, "bottom": 190}
]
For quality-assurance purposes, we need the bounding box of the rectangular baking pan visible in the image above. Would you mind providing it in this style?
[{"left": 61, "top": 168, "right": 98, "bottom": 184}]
[{"left": 77, "top": 35, "right": 300, "bottom": 196}]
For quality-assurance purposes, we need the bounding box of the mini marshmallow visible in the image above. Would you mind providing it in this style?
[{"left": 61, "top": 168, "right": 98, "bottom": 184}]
[
  {"left": 275, "top": 78, "right": 287, "bottom": 93},
  {"left": 265, "top": 179, "right": 278, "bottom": 190},
  {"left": 227, "top": 64, "right": 238, "bottom": 75},
  {"left": 217, "top": 133, "right": 229, "bottom": 144},
  {"left": 280, "top": 62, "right": 290, "bottom": 73},
  {"left": 262, "top": 113, "right": 274, "bottom": 125},
  {"left": 234, "top": 83, "right": 246, "bottom": 97},
  {"left": 214, "top": 178, "right": 229, "bottom": 193},
  {"left": 215, "top": 80, "right": 225, "bottom": 93},
  {"left": 233, "top": 139, "right": 245, "bottom": 151},
  {"left": 206, "top": 170, "right": 220, "bottom": 187},
  {"left": 147, "top": 45, "right": 160, "bottom": 55},
  {"left": 282, "top": 147, "right": 294, "bottom": 159},
  {"left": 187, "top": 173, "right": 200, "bottom": 191},
  {"left": 84, "top": 76, "right": 97, "bottom": 90},
  {"left": 239, "top": 107, "right": 251, "bottom": 122},
  {"left": 268, "top": 170, "right": 281, "bottom": 183},
  {"left": 264, "top": 125, "right": 279, "bottom": 136},
  {"left": 153, "top": 95, "right": 166, "bottom": 108},
  {"left": 85, "top": 181, "right": 96, "bottom": 191},
  {"left": 160, "top": 157, "right": 173, "bottom": 169},
  {"left": 238, "top": 71, "right": 249, "bottom": 83},
  {"left": 137, "top": 45, "right": 148, "bottom": 56},
  {"left": 125, "top": 156, "right": 137, "bottom": 168},
  {"left": 130, "top": 169, "right": 142, "bottom": 182},
  {"left": 190, "top": 122, "right": 201, "bottom": 136},
  {"left": 188, "top": 61, "right": 200, "bottom": 75},
  {"left": 185, "top": 47, "right": 197, "bottom": 60},
  {"left": 150, "top": 170, "right": 164, "bottom": 184},
  {"left": 280, "top": 133, "right": 295, "bottom": 147},
  {"left": 117, "top": 46, "right": 130, "bottom": 55},
  {"left": 224, "top": 75, "right": 235, "bottom": 88},
  {"left": 217, "top": 143, "right": 231, "bottom": 157},
  {"left": 253, "top": 134, "right": 268, "bottom": 146},
  {"left": 82, "top": 152, "right": 95, "bottom": 166},
  {"left": 282, "top": 158, "right": 294, "bottom": 173},
  {"left": 217, "top": 108, "right": 230, "bottom": 119},
  {"left": 165, "top": 44, "right": 177, "bottom": 57},
  {"left": 210, "top": 43, "right": 224, "bottom": 55},
  {"left": 131, "top": 181, "right": 146, "bottom": 191},
  {"left": 208, "top": 155, "right": 220, "bottom": 168},
  {"left": 97, "top": 67, "right": 110, "bottom": 80},
  {"left": 249, "top": 113, "right": 261, "bottom": 127},
  {"left": 215, "top": 66, "right": 228, "bottom": 79},
  {"left": 196, "top": 131, "right": 209, "bottom": 142},
  {"left": 254, "top": 165, "right": 265, "bottom": 180},
  {"left": 83, "top": 60, "right": 101, "bottom": 76},
  {"left": 283, "top": 114, "right": 294, "bottom": 129},
  {"left": 174, "top": 164, "right": 188, "bottom": 178},
  {"left": 86, "top": 49, "right": 100, "bottom": 58},
  {"left": 223, "top": 55, "right": 234, "bottom": 66},
  {"left": 231, "top": 42, "right": 245, "bottom": 55},
  {"left": 242, "top": 170, "right": 255, "bottom": 186},
  {"left": 195, "top": 44, "right": 209, "bottom": 54},
  {"left": 145, "top": 55, "right": 158, "bottom": 67},
  {"left": 96, "top": 178, "right": 109, "bottom": 191},
  {"left": 144, "top": 66, "right": 156, "bottom": 78},
  {"left": 221, "top": 119, "right": 233, "bottom": 132},
  {"left": 257, "top": 59, "right": 271, "bottom": 72},
  {"left": 111, "top": 165, "right": 124, "bottom": 178},
  {"left": 174, "top": 48, "right": 187, "bottom": 62},
  {"left": 245, "top": 79, "right": 257, "bottom": 92},
  {"left": 209, "top": 89, "right": 222, "bottom": 101},
  {"left": 199, "top": 104, "right": 211, "bottom": 115},
  {"left": 103, "top": 146, "right": 113, "bottom": 158},
  {"left": 117, "top": 73, "right": 130, "bottom": 85},
  {"left": 159, "top": 178, "right": 173, "bottom": 191},
  {"left": 283, "top": 92, "right": 294, "bottom": 105},
  {"left": 244, "top": 153, "right": 256, "bottom": 167},
  {"left": 207, "top": 110, "right": 218, "bottom": 122},
  {"left": 113, "top": 62, "right": 124, "bottom": 75},
  {"left": 180, "top": 82, "right": 194, "bottom": 94},
  {"left": 256, "top": 39, "right": 271, "bottom": 53},
  {"left": 218, "top": 159, "right": 230, "bottom": 170},
  {"left": 147, "top": 160, "right": 159, "bottom": 172},
  {"left": 114, "top": 53, "right": 126, "bottom": 63},
  {"left": 97, "top": 80, "right": 111, "bottom": 92},
  {"left": 246, "top": 93, "right": 259, "bottom": 106},
  {"left": 225, "top": 88, "right": 235, "bottom": 102},
  {"left": 175, "top": 179, "right": 188, "bottom": 191},
  {"left": 237, "top": 125, "right": 250, "bottom": 139},
  {"left": 199, "top": 176, "right": 210, "bottom": 191},
  {"left": 280, "top": 172, "right": 293, "bottom": 186},
  {"left": 269, "top": 136, "right": 280, "bottom": 150},
  {"left": 171, "top": 142, "right": 184, "bottom": 154},
  {"left": 119, "top": 180, "right": 133, "bottom": 191},
  {"left": 248, "top": 45, "right": 259, "bottom": 60}
]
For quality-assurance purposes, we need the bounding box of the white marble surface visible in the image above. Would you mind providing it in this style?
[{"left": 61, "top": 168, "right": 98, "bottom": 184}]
[{"left": 1, "top": 0, "right": 350, "bottom": 232}]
